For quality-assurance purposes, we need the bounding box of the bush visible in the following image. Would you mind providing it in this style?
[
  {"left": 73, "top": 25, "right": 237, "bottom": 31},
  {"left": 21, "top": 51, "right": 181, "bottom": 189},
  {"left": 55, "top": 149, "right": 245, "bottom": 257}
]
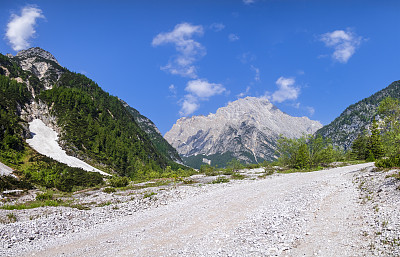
[
  {"left": 0, "top": 175, "right": 32, "bottom": 191},
  {"left": 212, "top": 176, "right": 230, "bottom": 184},
  {"left": 36, "top": 192, "right": 53, "bottom": 201},
  {"left": 376, "top": 155, "right": 400, "bottom": 168},
  {"left": 264, "top": 167, "right": 274, "bottom": 176},
  {"left": 103, "top": 187, "right": 116, "bottom": 193},
  {"left": 108, "top": 176, "right": 130, "bottom": 187}
]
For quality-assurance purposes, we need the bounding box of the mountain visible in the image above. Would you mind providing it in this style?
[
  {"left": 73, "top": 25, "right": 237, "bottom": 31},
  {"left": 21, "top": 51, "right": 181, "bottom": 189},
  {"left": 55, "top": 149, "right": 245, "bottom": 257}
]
[
  {"left": 316, "top": 80, "right": 400, "bottom": 150},
  {"left": 0, "top": 47, "right": 185, "bottom": 191},
  {"left": 120, "top": 100, "right": 182, "bottom": 163},
  {"left": 165, "top": 97, "right": 322, "bottom": 168}
]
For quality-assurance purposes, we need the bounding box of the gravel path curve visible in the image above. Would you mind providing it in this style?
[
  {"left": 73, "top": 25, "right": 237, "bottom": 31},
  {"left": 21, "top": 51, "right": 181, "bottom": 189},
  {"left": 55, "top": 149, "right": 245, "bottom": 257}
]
[{"left": 16, "top": 163, "right": 375, "bottom": 257}]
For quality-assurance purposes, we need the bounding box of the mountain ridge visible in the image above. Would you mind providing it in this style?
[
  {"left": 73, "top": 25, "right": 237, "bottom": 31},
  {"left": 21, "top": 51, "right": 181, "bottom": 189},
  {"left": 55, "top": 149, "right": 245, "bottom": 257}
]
[
  {"left": 316, "top": 80, "right": 400, "bottom": 149},
  {"left": 165, "top": 96, "right": 322, "bottom": 168}
]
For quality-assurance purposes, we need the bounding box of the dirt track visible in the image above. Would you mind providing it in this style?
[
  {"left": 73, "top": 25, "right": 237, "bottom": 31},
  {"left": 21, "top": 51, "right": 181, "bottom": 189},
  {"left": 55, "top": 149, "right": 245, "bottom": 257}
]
[{"left": 20, "top": 163, "right": 376, "bottom": 257}]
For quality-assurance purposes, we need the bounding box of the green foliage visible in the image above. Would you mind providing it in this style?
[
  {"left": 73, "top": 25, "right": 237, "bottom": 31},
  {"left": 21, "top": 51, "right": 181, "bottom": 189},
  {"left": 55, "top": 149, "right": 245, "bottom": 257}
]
[
  {"left": 103, "top": 187, "right": 116, "bottom": 193},
  {"left": 143, "top": 191, "right": 157, "bottom": 198},
  {"left": 276, "top": 134, "right": 343, "bottom": 169},
  {"left": 211, "top": 176, "right": 230, "bottom": 184},
  {"left": 108, "top": 176, "right": 130, "bottom": 188},
  {"left": 38, "top": 72, "right": 170, "bottom": 178},
  {"left": 231, "top": 173, "right": 245, "bottom": 180},
  {"left": 378, "top": 97, "right": 400, "bottom": 158},
  {"left": 376, "top": 156, "right": 400, "bottom": 168},
  {"left": 0, "top": 75, "right": 31, "bottom": 157},
  {"left": 351, "top": 132, "right": 369, "bottom": 160},
  {"left": 316, "top": 80, "right": 400, "bottom": 149},
  {"left": 368, "top": 118, "right": 384, "bottom": 159},
  {"left": 0, "top": 175, "right": 32, "bottom": 191},
  {"left": 200, "top": 164, "right": 218, "bottom": 176},
  {"left": 226, "top": 159, "right": 244, "bottom": 172},
  {"left": 35, "top": 191, "right": 54, "bottom": 201},
  {"left": 295, "top": 143, "right": 311, "bottom": 169}
]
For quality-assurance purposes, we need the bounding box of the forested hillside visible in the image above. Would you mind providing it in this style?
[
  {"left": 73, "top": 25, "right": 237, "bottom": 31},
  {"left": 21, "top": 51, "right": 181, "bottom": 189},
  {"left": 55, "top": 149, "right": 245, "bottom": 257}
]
[
  {"left": 317, "top": 80, "right": 400, "bottom": 149},
  {"left": 0, "top": 48, "right": 188, "bottom": 192}
]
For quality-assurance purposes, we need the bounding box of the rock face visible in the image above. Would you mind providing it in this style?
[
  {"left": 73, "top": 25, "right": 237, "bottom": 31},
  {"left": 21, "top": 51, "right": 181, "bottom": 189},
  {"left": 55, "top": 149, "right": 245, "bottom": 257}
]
[
  {"left": 9, "top": 47, "right": 65, "bottom": 89},
  {"left": 316, "top": 80, "right": 400, "bottom": 150},
  {"left": 165, "top": 97, "right": 322, "bottom": 167}
]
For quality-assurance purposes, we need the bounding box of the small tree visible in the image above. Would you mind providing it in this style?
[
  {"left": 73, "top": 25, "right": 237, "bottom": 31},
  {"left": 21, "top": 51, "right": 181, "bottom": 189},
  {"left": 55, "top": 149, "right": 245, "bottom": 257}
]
[
  {"left": 351, "top": 132, "right": 368, "bottom": 160},
  {"left": 295, "top": 143, "right": 310, "bottom": 169},
  {"left": 367, "top": 118, "right": 384, "bottom": 159}
]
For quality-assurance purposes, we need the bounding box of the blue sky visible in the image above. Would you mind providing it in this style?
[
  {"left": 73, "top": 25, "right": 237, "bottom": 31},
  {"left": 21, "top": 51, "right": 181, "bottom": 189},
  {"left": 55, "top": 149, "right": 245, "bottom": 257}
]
[{"left": 1, "top": 1, "right": 400, "bottom": 134}]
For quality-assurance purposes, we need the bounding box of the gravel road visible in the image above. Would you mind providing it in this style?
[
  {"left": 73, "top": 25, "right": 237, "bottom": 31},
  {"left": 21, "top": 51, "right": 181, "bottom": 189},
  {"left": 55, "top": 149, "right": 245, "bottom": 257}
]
[{"left": 4, "top": 162, "right": 377, "bottom": 257}]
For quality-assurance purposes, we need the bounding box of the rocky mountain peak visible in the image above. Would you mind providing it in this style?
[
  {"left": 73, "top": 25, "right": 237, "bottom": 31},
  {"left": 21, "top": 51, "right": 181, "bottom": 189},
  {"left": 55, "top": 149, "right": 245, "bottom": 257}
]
[
  {"left": 165, "top": 97, "right": 322, "bottom": 167},
  {"left": 10, "top": 47, "right": 65, "bottom": 89},
  {"left": 15, "top": 47, "right": 60, "bottom": 65}
]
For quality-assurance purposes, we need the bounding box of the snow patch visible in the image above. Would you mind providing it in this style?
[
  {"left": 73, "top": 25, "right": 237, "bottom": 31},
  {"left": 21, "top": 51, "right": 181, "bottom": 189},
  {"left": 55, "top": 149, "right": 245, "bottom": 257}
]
[
  {"left": 26, "top": 119, "right": 109, "bottom": 176},
  {"left": 0, "top": 162, "right": 16, "bottom": 177}
]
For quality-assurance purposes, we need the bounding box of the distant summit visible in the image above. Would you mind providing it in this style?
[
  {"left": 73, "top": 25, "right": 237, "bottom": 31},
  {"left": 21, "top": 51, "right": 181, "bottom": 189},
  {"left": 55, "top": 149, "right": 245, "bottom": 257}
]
[
  {"left": 165, "top": 97, "right": 322, "bottom": 168},
  {"left": 15, "top": 47, "right": 60, "bottom": 65}
]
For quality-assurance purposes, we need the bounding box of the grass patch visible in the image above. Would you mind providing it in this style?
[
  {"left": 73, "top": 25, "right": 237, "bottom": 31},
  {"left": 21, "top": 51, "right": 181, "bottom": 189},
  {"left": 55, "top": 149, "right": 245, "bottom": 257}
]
[
  {"left": 211, "top": 176, "right": 230, "bottom": 184},
  {"left": 143, "top": 191, "right": 157, "bottom": 199},
  {"left": 0, "top": 198, "right": 91, "bottom": 210},
  {"left": 231, "top": 173, "right": 245, "bottom": 180},
  {"left": 7, "top": 213, "right": 17, "bottom": 222}
]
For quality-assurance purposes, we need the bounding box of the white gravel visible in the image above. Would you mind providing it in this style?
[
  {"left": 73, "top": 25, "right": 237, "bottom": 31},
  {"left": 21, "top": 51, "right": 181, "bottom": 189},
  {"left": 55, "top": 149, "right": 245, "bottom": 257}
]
[
  {"left": 2, "top": 162, "right": 400, "bottom": 256},
  {"left": 26, "top": 119, "right": 109, "bottom": 176}
]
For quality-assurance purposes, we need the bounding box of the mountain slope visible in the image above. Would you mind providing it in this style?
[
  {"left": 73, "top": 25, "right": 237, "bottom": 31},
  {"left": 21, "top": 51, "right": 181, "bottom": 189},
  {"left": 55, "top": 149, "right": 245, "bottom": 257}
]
[
  {"left": 120, "top": 100, "right": 182, "bottom": 164},
  {"left": 316, "top": 80, "right": 400, "bottom": 149},
  {"left": 165, "top": 97, "right": 322, "bottom": 168},
  {"left": 0, "top": 47, "right": 184, "bottom": 182}
]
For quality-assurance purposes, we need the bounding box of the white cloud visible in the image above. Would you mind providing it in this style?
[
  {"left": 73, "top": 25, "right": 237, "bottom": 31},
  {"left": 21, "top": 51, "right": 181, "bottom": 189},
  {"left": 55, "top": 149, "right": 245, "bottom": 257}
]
[
  {"left": 179, "top": 95, "right": 200, "bottom": 116},
  {"left": 6, "top": 6, "right": 45, "bottom": 51},
  {"left": 237, "top": 86, "right": 251, "bottom": 98},
  {"left": 168, "top": 84, "right": 177, "bottom": 98},
  {"left": 179, "top": 79, "right": 226, "bottom": 116},
  {"left": 251, "top": 65, "right": 260, "bottom": 81},
  {"left": 238, "top": 52, "right": 256, "bottom": 64},
  {"left": 185, "top": 79, "right": 225, "bottom": 98},
  {"left": 210, "top": 23, "right": 225, "bottom": 32},
  {"left": 319, "top": 29, "right": 362, "bottom": 63},
  {"left": 152, "top": 23, "right": 205, "bottom": 78},
  {"left": 243, "top": 0, "right": 256, "bottom": 4},
  {"left": 228, "top": 33, "right": 239, "bottom": 42},
  {"left": 270, "top": 77, "right": 300, "bottom": 103},
  {"left": 306, "top": 106, "right": 315, "bottom": 116}
]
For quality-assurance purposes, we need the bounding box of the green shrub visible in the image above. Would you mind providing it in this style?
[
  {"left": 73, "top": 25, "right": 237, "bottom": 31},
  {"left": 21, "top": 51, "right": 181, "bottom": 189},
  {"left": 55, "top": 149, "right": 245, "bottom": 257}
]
[
  {"left": 143, "top": 191, "right": 156, "bottom": 198},
  {"left": 212, "top": 176, "right": 230, "bottom": 184},
  {"left": 264, "top": 167, "right": 274, "bottom": 176},
  {"left": 108, "top": 176, "right": 130, "bottom": 187},
  {"left": 0, "top": 175, "right": 32, "bottom": 191},
  {"left": 103, "top": 187, "right": 116, "bottom": 193},
  {"left": 36, "top": 191, "right": 53, "bottom": 201},
  {"left": 376, "top": 156, "right": 400, "bottom": 168},
  {"left": 231, "top": 173, "right": 245, "bottom": 180}
]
